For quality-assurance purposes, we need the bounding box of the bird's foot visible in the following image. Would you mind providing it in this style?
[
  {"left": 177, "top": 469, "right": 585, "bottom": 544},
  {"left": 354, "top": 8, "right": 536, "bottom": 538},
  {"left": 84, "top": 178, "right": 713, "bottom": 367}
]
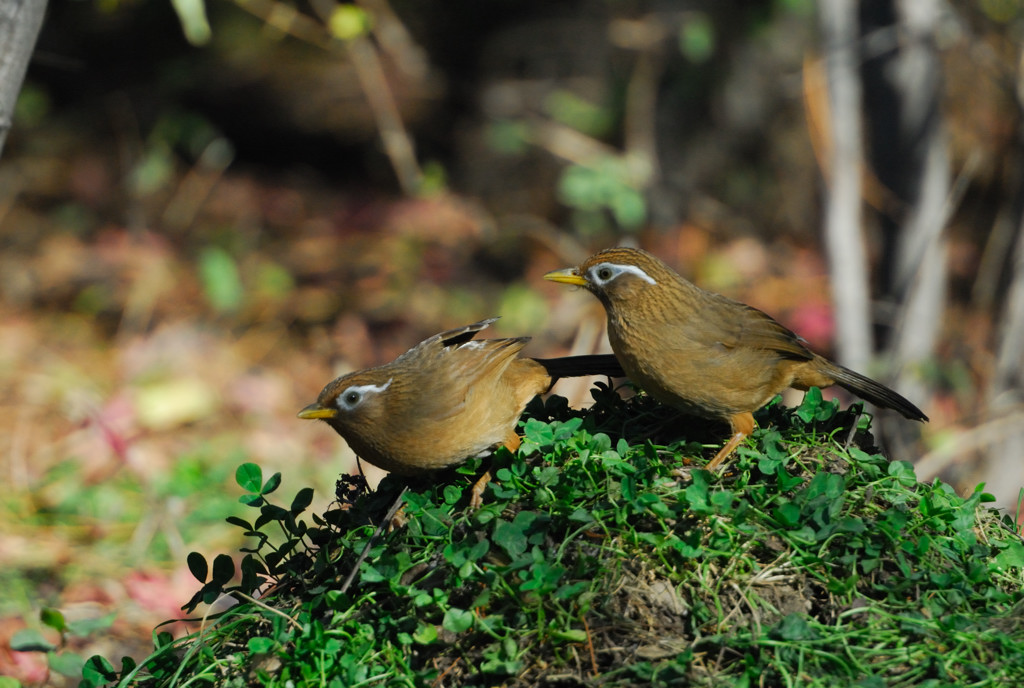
[
  {"left": 469, "top": 470, "right": 493, "bottom": 509},
  {"left": 705, "top": 432, "right": 746, "bottom": 472}
]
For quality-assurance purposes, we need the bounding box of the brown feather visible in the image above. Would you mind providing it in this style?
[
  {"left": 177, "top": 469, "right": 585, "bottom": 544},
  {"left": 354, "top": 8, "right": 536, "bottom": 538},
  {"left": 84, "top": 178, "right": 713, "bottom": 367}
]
[
  {"left": 301, "top": 319, "right": 629, "bottom": 478},
  {"left": 546, "top": 247, "right": 927, "bottom": 468}
]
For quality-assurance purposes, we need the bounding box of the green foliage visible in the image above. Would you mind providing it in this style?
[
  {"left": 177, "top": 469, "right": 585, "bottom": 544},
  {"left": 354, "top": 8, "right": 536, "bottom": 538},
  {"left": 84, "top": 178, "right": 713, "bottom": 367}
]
[
  {"left": 170, "top": 0, "right": 211, "bottom": 46},
  {"left": 327, "top": 4, "right": 374, "bottom": 41},
  {"left": 178, "top": 463, "right": 320, "bottom": 614},
  {"left": 83, "top": 391, "right": 1024, "bottom": 686},
  {"left": 129, "top": 109, "right": 230, "bottom": 198},
  {"left": 544, "top": 90, "right": 615, "bottom": 138},
  {"left": 10, "top": 606, "right": 116, "bottom": 683},
  {"left": 485, "top": 120, "right": 531, "bottom": 155},
  {"left": 978, "top": 0, "right": 1023, "bottom": 24},
  {"left": 1, "top": 441, "right": 243, "bottom": 619},
  {"left": 198, "top": 247, "right": 244, "bottom": 313},
  {"left": 558, "top": 158, "right": 647, "bottom": 233},
  {"left": 13, "top": 82, "right": 50, "bottom": 128},
  {"left": 678, "top": 13, "right": 716, "bottom": 63}
]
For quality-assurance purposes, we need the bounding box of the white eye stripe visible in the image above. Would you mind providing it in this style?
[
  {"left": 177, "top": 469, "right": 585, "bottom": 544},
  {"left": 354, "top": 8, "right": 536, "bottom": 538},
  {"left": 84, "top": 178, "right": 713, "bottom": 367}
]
[
  {"left": 590, "top": 263, "right": 657, "bottom": 286},
  {"left": 336, "top": 378, "right": 393, "bottom": 410}
]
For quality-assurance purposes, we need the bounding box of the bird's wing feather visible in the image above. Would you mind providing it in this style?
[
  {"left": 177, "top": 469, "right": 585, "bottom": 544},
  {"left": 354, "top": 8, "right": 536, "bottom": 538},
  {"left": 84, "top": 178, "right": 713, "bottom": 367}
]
[
  {"left": 701, "top": 293, "right": 813, "bottom": 361},
  {"left": 398, "top": 336, "right": 529, "bottom": 425},
  {"left": 395, "top": 318, "right": 500, "bottom": 366}
]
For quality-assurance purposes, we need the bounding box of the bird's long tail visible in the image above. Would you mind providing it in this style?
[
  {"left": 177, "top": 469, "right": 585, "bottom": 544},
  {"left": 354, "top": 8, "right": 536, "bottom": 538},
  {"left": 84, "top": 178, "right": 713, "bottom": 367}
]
[
  {"left": 828, "top": 363, "right": 928, "bottom": 421},
  {"left": 533, "top": 354, "right": 626, "bottom": 381}
]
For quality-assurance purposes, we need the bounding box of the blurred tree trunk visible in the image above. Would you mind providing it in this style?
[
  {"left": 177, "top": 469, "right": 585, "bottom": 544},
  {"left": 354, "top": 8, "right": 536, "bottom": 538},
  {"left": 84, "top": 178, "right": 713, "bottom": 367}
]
[
  {"left": 821, "top": 0, "right": 946, "bottom": 454},
  {"left": 0, "top": 0, "right": 47, "bottom": 158},
  {"left": 820, "top": 0, "right": 873, "bottom": 375},
  {"left": 863, "top": 0, "right": 948, "bottom": 420},
  {"left": 883, "top": 0, "right": 947, "bottom": 457},
  {"left": 988, "top": 150, "right": 1024, "bottom": 509}
]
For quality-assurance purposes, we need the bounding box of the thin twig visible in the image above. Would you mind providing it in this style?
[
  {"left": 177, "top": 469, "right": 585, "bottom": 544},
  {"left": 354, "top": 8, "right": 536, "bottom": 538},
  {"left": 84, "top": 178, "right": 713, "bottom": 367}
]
[
  {"left": 729, "top": 581, "right": 763, "bottom": 639},
  {"left": 844, "top": 407, "right": 864, "bottom": 450},
  {"left": 338, "top": 485, "right": 409, "bottom": 594},
  {"left": 430, "top": 655, "right": 461, "bottom": 687},
  {"left": 236, "top": 0, "right": 424, "bottom": 194},
  {"left": 582, "top": 614, "right": 598, "bottom": 677},
  {"left": 233, "top": 0, "right": 332, "bottom": 47},
  {"left": 232, "top": 591, "right": 303, "bottom": 631},
  {"left": 915, "top": 408, "right": 1024, "bottom": 481},
  {"left": 343, "top": 35, "right": 423, "bottom": 194}
]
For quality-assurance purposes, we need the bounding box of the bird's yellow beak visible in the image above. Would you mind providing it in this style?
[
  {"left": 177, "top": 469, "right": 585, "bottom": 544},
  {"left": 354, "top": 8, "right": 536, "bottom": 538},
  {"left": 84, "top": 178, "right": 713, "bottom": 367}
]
[
  {"left": 543, "top": 268, "right": 587, "bottom": 286},
  {"left": 298, "top": 402, "right": 337, "bottom": 420}
]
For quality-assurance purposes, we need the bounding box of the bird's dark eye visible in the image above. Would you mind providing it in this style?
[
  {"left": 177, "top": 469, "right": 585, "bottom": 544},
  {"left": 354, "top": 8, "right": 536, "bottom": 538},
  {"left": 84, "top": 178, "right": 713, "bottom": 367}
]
[
  {"left": 596, "top": 267, "right": 613, "bottom": 281},
  {"left": 335, "top": 378, "right": 393, "bottom": 410}
]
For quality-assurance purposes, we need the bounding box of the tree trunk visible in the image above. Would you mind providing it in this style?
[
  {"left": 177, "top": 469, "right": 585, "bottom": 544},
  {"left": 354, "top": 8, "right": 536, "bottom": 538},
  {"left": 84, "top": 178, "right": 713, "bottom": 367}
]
[{"left": 0, "top": 0, "right": 48, "bottom": 158}]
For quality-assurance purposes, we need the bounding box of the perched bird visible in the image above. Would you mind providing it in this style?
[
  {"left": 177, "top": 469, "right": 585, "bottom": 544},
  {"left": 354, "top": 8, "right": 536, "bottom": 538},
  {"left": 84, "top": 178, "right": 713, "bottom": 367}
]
[
  {"left": 544, "top": 247, "right": 927, "bottom": 469},
  {"left": 299, "top": 318, "right": 622, "bottom": 497}
]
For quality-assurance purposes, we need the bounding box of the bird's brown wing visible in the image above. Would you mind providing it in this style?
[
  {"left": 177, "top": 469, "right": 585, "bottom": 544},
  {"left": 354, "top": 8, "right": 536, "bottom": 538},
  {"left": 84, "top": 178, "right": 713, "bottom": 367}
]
[
  {"left": 395, "top": 318, "right": 500, "bottom": 366},
  {"left": 402, "top": 336, "right": 531, "bottom": 425},
  {"left": 439, "top": 318, "right": 501, "bottom": 347},
  {"left": 701, "top": 292, "right": 814, "bottom": 361},
  {"left": 390, "top": 317, "right": 519, "bottom": 423},
  {"left": 393, "top": 336, "right": 535, "bottom": 464}
]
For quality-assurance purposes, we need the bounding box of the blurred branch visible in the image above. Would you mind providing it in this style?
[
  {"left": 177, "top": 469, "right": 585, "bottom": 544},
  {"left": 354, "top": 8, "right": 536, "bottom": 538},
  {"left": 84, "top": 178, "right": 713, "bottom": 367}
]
[
  {"left": 234, "top": 0, "right": 332, "bottom": 46},
  {"left": 527, "top": 116, "right": 620, "bottom": 169},
  {"left": 887, "top": 0, "right": 949, "bottom": 412},
  {"left": 993, "top": 211, "right": 1024, "bottom": 403},
  {"left": 355, "top": 0, "right": 429, "bottom": 81},
  {"left": 0, "top": 0, "right": 48, "bottom": 159},
  {"left": 974, "top": 41, "right": 1024, "bottom": 311},
  {"left": 987, "top": 165, "right": 1024, "bottom": 503},
  {"left": 609, "top": 15, "right": 669, "bottom": 188},
  {"left": 161, "top": 137, "right": 236, "bottom": 231},
  {"left": 973, "top": 194, "right": 1021, "bottom": 310},
  {"left": 528, "top": 14, "right": 701, "bottom": 197},
  {"left": 308, "top": 0, "right": 422, "bottom": 194},
  {"left": 915, "top": 406, "right": 1024, "bottom": 482},
  {"left": 818, "top": 0, "right": 873, "bottom": 373},
  {"left": 803, "top": 56, "right": 902, "bottom": 217},
  {"left": 236, "top": 0, "right": 424, "bottom": 194},
  {"left": 989, "top": 45, "right": 1024, "bottom": 411},
  {"left": 341, "top": 31, "right": 423, "bottom": 194}
]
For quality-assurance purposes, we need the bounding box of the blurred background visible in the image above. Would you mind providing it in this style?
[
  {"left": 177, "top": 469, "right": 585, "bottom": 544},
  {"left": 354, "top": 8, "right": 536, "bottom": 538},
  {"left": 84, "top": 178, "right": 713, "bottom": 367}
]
[{"left": 2, "top": 0, "right": 1022, "bottom": 681}]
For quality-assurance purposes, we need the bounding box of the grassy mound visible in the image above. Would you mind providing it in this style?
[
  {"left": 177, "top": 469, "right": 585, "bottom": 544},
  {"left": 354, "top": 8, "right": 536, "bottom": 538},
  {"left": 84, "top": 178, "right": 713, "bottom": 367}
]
[{"left": 82, "top": 387, "right": 1024, "bottom": 687}]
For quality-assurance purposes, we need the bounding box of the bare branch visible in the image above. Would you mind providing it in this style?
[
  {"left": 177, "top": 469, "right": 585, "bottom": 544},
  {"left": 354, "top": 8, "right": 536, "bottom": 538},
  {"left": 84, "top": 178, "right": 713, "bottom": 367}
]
[
  {"left": 819, "top": 0, "right": 873, "bottom": 373},
  {"left": 0, "top": 0, "right": 48, "bottom": 158}
]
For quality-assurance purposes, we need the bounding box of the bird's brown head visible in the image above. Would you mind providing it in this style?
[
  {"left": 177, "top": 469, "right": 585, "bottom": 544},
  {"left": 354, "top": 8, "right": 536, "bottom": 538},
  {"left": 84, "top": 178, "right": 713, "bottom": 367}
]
[
  {"left": 544, "top": 247, "right": 678, "bottom": 310},
  {"left": 297, "top": 370, "right": 396, "bottom": 439}
]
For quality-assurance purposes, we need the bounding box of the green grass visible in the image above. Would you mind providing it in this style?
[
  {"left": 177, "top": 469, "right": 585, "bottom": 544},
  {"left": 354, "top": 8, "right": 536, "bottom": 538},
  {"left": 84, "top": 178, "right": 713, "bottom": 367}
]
[{"left": 78, "top": 387, "right": 1024, "bottom": 687}]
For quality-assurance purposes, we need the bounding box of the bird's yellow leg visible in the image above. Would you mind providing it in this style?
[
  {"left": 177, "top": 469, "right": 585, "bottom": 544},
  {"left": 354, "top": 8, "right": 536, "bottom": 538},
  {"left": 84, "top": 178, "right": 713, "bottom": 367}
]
[{"left": 705, "top": 412, "right": 755, "bottom": 472}]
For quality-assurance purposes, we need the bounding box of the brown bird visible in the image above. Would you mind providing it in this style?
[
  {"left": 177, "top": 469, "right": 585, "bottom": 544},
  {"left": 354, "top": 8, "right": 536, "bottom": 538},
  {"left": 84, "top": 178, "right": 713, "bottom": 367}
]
[
  {"left": 299, "top": 318, "right": 622, "bottom": 499},
  {"left": 545, "top": 247, "right": 927, "bottom": 470}
]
